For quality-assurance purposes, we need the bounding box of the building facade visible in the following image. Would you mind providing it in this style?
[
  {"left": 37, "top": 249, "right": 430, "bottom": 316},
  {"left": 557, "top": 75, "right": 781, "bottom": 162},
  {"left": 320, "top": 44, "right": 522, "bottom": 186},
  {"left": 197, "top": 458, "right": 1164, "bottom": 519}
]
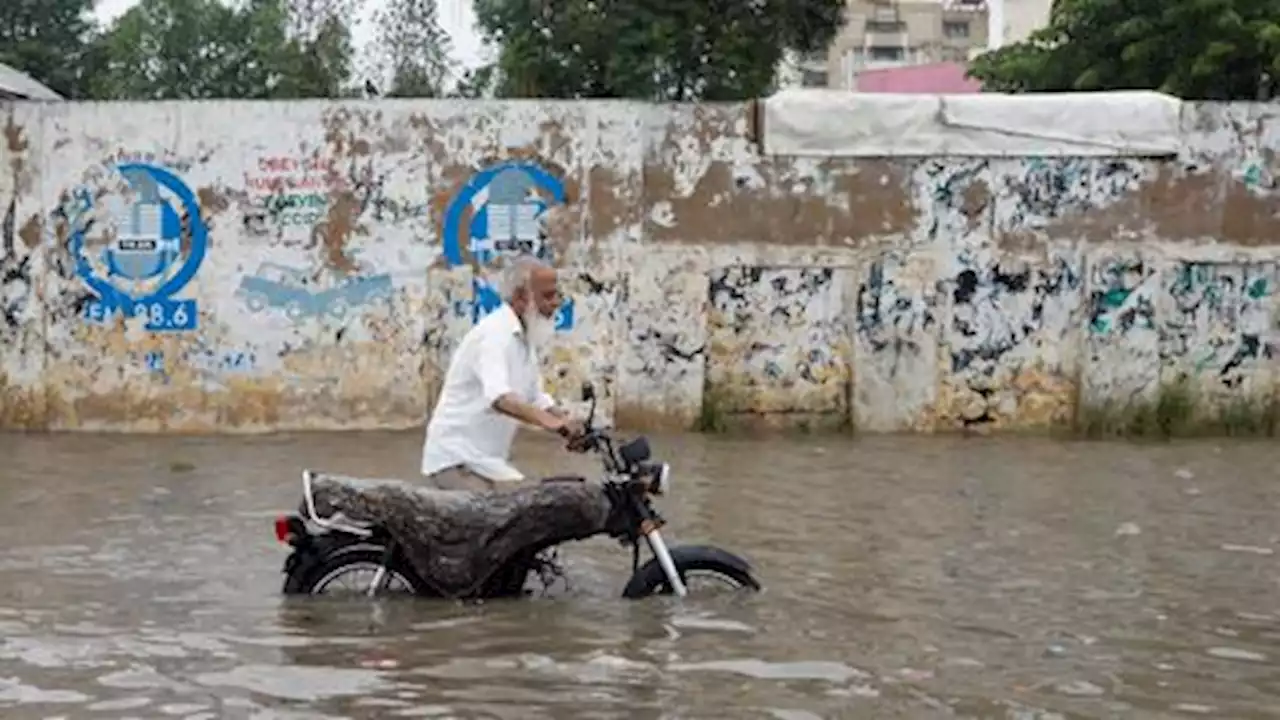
[{"left": 789, "top": 0, "right": 1052, "bottom": 91}]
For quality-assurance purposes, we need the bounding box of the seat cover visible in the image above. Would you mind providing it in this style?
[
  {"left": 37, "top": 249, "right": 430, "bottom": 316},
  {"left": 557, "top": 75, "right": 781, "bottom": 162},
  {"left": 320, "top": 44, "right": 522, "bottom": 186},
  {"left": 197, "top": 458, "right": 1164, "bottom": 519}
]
[{"left": 301, "top": 473, "right": 613, "bottom": 598}]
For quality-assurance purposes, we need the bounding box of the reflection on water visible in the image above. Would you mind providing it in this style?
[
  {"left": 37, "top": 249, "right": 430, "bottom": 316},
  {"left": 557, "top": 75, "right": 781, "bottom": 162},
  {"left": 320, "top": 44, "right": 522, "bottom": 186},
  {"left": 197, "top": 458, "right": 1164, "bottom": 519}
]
[{"left": 0, "top": 430, "right": 1278, "bottom": 718}]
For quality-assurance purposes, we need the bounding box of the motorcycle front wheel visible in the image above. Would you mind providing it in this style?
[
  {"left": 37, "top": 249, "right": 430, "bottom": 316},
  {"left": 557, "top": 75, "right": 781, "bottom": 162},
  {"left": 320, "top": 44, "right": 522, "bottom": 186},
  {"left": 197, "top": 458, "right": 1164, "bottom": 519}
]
[{"left": 621, "top": 544, "right": 761, "bottom": 599}]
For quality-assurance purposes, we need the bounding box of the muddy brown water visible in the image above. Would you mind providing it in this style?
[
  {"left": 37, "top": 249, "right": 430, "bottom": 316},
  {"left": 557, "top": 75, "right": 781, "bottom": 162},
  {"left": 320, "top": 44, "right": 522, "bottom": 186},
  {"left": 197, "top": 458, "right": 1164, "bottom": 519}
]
[{"left": 0, "top": 430, "right": 1278, "bottom": 719}]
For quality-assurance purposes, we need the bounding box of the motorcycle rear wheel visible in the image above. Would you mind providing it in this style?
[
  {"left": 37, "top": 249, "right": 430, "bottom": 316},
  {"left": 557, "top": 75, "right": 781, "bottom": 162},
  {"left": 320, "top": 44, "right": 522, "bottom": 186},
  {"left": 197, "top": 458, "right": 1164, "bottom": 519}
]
[{"left": 285, "top": 545, "right": 429, "bottom": 597}]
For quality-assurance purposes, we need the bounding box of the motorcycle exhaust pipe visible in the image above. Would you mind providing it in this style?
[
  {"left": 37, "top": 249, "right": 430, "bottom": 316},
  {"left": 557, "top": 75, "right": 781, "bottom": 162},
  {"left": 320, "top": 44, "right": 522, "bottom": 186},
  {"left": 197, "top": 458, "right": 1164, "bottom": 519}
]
[{"left": 642, "top": 522, "right": 688, "bottom": 597}]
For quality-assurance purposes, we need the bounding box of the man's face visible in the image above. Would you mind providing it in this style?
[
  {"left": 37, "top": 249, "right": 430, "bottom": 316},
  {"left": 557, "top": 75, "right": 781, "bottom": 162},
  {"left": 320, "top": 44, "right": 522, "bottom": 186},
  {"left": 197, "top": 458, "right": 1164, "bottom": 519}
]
[{"left": 528, "top": 266, "right": 560, "bottom": 318}]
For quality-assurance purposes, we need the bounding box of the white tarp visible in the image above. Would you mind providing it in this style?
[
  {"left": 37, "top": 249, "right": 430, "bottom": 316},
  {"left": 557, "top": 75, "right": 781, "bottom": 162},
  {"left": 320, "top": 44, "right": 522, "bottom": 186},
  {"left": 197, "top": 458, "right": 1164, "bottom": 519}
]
[
  {"left": 0, "top": 62, "right": 62, "bottom": 100},
  {"left": 761, "top": 89, "right": 1184, "bottom": 158}
]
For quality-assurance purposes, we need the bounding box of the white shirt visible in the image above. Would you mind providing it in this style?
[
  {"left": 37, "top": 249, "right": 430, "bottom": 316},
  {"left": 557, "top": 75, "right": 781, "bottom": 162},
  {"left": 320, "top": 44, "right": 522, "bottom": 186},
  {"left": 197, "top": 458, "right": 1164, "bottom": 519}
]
[{"left": 420, "top": 304, "right": 555, "bottom": 482}]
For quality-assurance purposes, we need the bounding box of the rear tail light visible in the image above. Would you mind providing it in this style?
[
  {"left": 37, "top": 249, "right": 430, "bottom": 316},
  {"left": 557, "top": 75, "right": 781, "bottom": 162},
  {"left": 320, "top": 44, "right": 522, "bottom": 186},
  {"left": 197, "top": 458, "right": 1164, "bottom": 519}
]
[{"left": 274, "top": 515, "right": 293, "bottom": 544}]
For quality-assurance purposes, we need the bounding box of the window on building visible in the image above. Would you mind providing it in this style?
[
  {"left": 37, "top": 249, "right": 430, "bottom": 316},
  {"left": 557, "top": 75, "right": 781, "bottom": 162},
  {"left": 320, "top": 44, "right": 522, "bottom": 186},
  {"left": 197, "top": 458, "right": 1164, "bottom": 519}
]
[
  {"left": 944, "top": 21, "right": 971, "bottom": 38},
  {"left": 869, "top": 46, "right": 905, "bottom": 62},
  {"left": 801, "top": 69, "right": 828, "bottom": 87}
]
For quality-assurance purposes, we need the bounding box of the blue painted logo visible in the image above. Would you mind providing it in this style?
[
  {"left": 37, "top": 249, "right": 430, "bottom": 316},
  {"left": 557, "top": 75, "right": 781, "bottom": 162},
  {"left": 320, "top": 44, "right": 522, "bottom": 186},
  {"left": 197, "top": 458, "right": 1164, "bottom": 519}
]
[
  {"left": 236, "top": 262, "right": 393, "bottom": 322},
  {"left": 66, "top": 163, "right": 206, "bottom": 332},
  {"left": 441, "top": 161, "right": 574, "bottom": 332}
]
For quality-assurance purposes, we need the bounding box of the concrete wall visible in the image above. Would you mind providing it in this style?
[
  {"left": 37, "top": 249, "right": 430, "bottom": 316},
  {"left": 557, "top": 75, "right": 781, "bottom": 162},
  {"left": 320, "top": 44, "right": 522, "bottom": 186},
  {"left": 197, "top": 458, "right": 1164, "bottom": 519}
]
[{"left": 1, "top": 100, "right": 1278, "bottom": 433}]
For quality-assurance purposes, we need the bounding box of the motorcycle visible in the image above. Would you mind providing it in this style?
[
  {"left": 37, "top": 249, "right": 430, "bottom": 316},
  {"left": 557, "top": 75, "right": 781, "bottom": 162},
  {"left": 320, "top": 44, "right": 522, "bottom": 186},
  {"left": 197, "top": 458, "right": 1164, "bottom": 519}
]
[{"left": 271, "top": 384, "right": 761, "bottom": 600}]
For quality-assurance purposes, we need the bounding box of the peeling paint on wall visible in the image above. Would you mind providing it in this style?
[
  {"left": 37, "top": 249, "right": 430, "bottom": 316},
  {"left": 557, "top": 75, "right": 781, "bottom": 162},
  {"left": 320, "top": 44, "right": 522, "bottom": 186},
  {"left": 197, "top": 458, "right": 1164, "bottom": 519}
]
[
  {"left": 1, "top": 106, "right": 45, "bottom": 429},
  {"left": 941, "top": 247, "right": 1084, "bottom": 429},
  {"left": 854, "top": 252, "right": 941, "bottom": 431},
  {"left": 1082, "top": 252, "right": 1161, "bottom": 408},
  {"left": 1, "top": 99, "right": 1280, "bottom": 433},
  {"left": 706, "top": 266, "right": 852, "bottom": 426},
  {"left": 1161, "top": 261, "right": 1278, "bottom": 393}
]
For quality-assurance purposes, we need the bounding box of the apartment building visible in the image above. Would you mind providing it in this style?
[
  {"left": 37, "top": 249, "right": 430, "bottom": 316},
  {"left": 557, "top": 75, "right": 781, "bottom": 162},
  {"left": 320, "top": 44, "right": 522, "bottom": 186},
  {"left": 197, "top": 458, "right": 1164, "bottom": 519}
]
[{"left": 786, "top": 0, "right": 1052, "bottom": 90}]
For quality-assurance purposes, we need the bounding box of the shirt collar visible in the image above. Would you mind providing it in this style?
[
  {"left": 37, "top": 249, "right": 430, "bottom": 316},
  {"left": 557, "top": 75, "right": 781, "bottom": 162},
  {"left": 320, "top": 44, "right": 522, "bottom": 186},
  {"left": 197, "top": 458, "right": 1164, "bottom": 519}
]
[{"left": 498, "top": 303, "right": 525, "bottom": 340}]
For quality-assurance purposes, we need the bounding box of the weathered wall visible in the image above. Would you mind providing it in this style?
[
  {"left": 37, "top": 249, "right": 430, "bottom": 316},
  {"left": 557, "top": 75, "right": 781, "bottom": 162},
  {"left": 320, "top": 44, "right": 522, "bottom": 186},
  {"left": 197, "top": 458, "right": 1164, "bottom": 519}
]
[{"left": 1, "top": 100, "right": 1277, "bottom": 433}]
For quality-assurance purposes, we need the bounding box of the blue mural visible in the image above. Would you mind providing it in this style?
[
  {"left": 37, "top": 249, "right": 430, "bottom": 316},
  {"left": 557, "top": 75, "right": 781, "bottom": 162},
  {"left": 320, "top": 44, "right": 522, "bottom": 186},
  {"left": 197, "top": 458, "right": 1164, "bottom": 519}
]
[
  {"left": 236, "top": 262, "right": 393, "bottom": 322},
  {"left": 65, "top": 163, "right": 206, "bottom": 332},
  {"left": 441, "top": 161, "right": 575, "bottom": 332}
]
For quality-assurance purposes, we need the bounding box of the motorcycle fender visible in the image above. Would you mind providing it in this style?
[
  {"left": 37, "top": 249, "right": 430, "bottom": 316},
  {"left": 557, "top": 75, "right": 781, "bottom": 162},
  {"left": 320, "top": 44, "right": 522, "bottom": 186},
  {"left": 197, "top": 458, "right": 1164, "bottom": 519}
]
[{"left": 666, "top": 544, "right": 754, "bottom": 575}]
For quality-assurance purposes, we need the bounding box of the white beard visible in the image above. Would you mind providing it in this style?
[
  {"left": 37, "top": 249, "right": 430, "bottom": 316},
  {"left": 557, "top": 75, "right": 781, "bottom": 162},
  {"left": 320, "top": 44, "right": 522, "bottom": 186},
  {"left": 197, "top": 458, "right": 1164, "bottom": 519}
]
[{"left": 523, "top": 307, "right": 556, "bottom": 349}]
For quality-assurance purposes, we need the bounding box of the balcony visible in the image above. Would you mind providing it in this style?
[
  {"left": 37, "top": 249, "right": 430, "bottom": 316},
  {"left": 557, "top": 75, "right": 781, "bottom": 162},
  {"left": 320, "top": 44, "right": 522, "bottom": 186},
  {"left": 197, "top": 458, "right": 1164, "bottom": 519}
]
[
  {"left": 864, "top": 20, "right": 907, "bottom": 49},
  {"left": 865, "top": 31, "right": 909, "bottom": 47},
  {"left": 943, "top": 0, "right": 986, "bottom": 12}
]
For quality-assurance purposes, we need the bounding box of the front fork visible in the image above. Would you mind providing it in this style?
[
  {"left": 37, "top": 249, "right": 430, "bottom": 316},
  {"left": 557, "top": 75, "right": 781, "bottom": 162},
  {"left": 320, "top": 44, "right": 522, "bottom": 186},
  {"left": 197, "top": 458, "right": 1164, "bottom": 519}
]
[
  {"left": 640, "top": 519, "right": 688, "bottom": 597},
  {"left": 366, "top": 543, "right": 396, "bottom": 598}
]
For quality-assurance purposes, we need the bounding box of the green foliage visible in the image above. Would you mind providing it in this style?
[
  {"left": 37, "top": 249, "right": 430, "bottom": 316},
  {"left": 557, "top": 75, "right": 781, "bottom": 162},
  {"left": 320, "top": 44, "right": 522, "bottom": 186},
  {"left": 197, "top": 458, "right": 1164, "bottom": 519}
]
[
  {"left": 450, "top": 65, "right": 498, "bottom": 99},
  {"left": 90, "top": 0, "right": 362, "bottom": 100},
  {"left": 968, "top": 0, "right": 1280, "bottom": 100},
  {"left": 91, "top": 0, "right": 270, "bottom": 100},
  {"left": 3, "top": 0, "right": 383, "bottom": 100},
  {"left": 372, "top": 0, "right": 453, "bottom": 98},
  {"left": 472, "top": 0, "right": 846, "bottom": 100},
  {"left": 0, "top": 0, "right": 99, "bottom": 98}
]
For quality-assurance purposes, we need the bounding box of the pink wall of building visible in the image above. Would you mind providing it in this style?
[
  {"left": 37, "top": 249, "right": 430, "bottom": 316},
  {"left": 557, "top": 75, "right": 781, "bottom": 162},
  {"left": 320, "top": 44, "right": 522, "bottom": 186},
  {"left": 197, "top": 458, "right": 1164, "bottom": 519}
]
[{"left": 855, "top": 62, "right": 983, "bottom": 94}]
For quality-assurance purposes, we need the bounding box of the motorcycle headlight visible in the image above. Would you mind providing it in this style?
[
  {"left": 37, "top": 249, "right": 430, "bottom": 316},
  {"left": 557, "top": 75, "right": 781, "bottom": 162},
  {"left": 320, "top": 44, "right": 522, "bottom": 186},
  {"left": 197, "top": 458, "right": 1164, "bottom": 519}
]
[{"left": 652, "top": 462, "right": 671, "bottom": 495}]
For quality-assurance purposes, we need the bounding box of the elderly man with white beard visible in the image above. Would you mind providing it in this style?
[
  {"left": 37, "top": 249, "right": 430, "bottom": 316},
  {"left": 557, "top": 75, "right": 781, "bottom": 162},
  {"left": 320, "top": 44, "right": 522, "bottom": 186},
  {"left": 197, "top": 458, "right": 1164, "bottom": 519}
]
[{"left": 419, "top": 253, "right": 584, "bottom": 492}]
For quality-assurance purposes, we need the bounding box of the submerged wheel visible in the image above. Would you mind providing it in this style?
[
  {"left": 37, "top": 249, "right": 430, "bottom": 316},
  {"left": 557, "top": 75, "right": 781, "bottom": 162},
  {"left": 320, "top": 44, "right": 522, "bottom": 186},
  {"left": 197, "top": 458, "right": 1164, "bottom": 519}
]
[
  {"left": 285, "top": 545, "right": 428, "bottom": 597},
  {"left": 621, "top": 545, "right": 761, "bottom": 599}
]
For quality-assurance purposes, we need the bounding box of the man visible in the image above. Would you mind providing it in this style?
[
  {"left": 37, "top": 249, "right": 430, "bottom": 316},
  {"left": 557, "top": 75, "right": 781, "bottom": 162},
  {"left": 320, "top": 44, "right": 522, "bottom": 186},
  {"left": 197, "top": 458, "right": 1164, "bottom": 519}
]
[{"left": 420, "top": 254, "right": 583, "bottom": 491}]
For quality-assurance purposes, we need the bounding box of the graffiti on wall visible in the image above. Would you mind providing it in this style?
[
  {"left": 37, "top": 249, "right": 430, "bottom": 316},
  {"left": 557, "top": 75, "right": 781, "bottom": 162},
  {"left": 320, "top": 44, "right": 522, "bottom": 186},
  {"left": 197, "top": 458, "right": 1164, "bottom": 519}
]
[
  {"left": 1241, "top": 159, "right": 1274, "bottom": 191},
  {"left": 242, "top": 155, "right": 333, "bottom": 237},
  {"left": 1080, "top": 253, "right": 1162, "bottom": 406},
  {"left": 854, "top": 254, "right": 942, "bottom": 431},
  {"left": 1161, "top": 262, "right": 1278, "bottom": 388},
  {"left": 616, "top": 261, "right": 707, "bottom": 422},
  {"left": 706, "top": 266, "right": 850, "bottom": 415},
  {"left": 856, "top": 257, "right": 939, "bottom": 379},
  {"left": 441, "top": 161, "right": 574, "bottom": 331},
  {"left": 64, "top": 163, "right": 206, "bottom": 332},
  {"left": 946, "top": 251, "right": 1082, "bottom": 425},
  {"left": 145, "top": 344, "right": 257, "bottom": 377},
  {"left": 1088, "top": 256, "right": 1156, "bottom": 336},
  {"left": 917, "top": 159, "right": 991, "bottom": 242},
  {"left": 236, "top": 261, "right": 392, "bottom": 322},
  {"left": 1, "top": 196, "right": 34, "bottom": 341},
  {"left": 997, "top": 158, "right": 1144, "bottom": 232}
]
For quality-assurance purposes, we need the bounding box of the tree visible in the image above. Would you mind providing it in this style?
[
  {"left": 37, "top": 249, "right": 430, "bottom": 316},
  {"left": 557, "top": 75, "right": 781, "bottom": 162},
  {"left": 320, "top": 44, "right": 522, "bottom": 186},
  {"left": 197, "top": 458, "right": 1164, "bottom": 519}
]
[
  {"left": 90, "top": 0, "right": 361, "bottom": 100},
  {"left": 968, "top": 0, "right": 1280, "bottom": 100},
  {"left": 91, "top": 0, "right": 265, "bottom": 100},
  {"left": 0, "top": 0, "right": 99, "bottom": 98},
  {"left": 472, "top": 0, "right": 846, "bottom": 101},
  {"left": 451, "top": 64, "right": 498, "bottom": 99},
  {"left": 370, "top": 0, "right": 453, "bottom": 97},
  {"left": 274, "top": 0, "right": 365, "bottom": 98}
]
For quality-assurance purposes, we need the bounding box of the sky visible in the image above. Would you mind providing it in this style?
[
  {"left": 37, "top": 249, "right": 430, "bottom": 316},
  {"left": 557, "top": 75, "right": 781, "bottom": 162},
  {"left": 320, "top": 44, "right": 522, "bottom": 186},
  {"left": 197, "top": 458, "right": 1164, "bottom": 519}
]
[{"left": 93, "top": 0, "right": 488, "bottom": 71}]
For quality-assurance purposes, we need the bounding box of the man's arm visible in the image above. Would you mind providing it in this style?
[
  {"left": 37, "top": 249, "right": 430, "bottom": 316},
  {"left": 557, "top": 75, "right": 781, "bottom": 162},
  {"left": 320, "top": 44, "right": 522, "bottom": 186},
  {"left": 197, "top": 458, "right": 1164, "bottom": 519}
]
[{"left": 477, "top": 334, "right": 564, "bottom": 432}]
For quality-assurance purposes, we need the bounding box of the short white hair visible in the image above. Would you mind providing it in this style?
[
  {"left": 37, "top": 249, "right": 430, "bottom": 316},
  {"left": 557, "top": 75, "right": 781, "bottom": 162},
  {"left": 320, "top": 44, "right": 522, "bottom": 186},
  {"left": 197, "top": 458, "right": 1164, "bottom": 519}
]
[{"left": 501, "top": 254, "right": 553, "bottom": 300}]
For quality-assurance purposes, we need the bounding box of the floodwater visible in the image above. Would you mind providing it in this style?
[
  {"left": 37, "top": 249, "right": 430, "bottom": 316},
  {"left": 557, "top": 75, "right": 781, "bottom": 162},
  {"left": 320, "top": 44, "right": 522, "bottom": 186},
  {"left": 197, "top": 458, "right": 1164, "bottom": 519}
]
[{"left": 0, "top": 430, "right": 1278, "bottom": 720}]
